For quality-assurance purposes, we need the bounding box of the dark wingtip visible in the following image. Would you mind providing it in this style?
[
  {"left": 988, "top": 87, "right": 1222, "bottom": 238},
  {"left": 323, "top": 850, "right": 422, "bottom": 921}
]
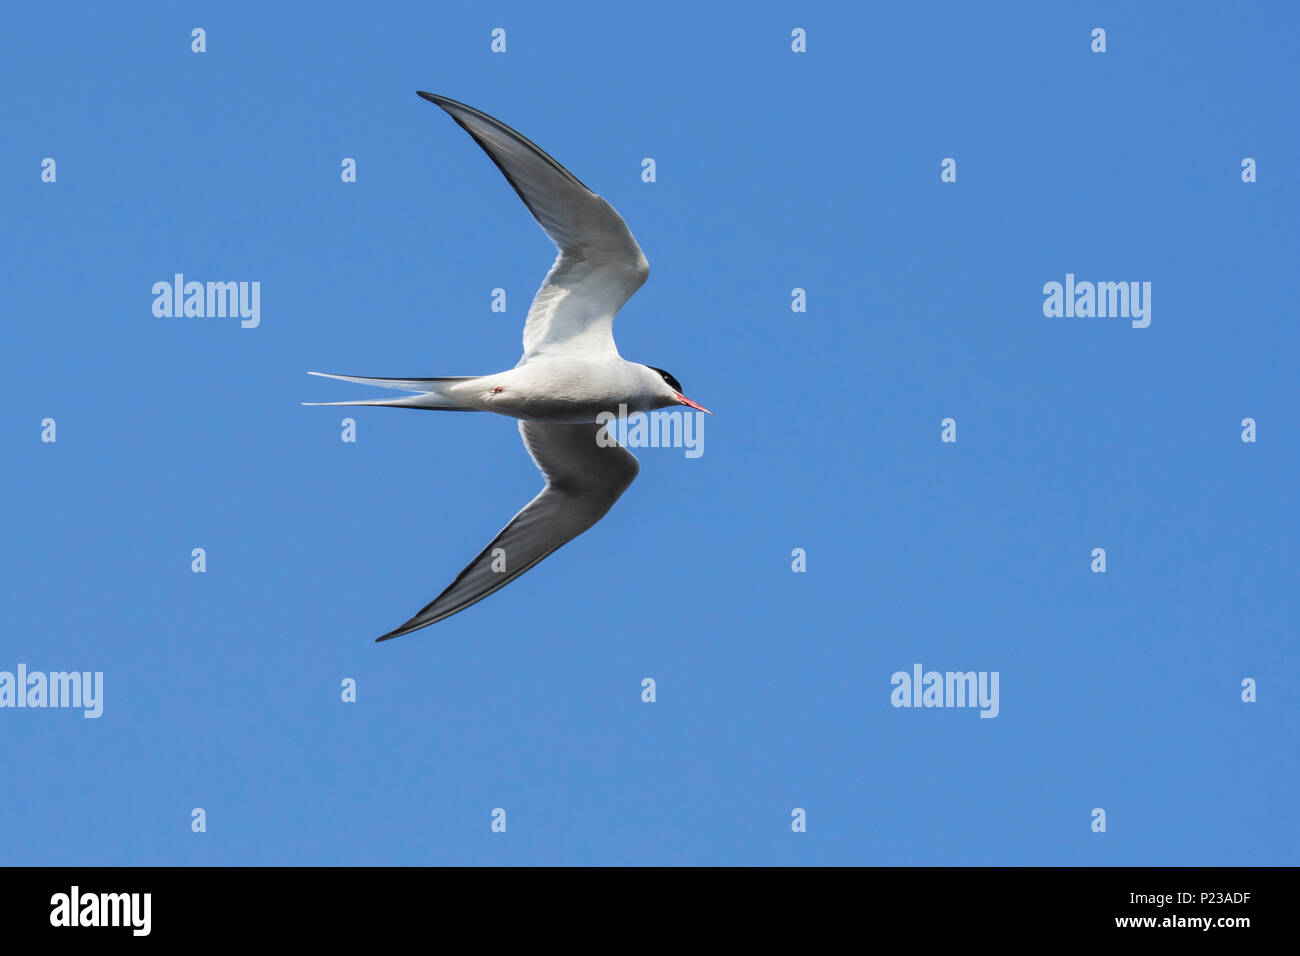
[{"left": 376, "top": 617, "right": 424, "bottom": 641}]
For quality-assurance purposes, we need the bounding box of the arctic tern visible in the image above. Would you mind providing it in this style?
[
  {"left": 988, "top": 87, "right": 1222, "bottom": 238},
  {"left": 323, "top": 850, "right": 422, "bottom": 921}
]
[{"left": 306, "top": 92, "right": 711, "bottom": 641}]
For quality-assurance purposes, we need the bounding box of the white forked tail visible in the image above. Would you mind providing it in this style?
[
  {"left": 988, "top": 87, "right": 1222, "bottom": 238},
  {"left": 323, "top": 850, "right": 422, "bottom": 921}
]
[{"left": 302, "top": 372, "right": 479, "bottom": 411}]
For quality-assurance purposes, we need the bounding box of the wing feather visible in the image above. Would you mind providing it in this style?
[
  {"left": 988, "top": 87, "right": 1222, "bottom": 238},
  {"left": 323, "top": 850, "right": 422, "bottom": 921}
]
[
  {"left": 419, "top": 93, "right": 648, "bottom": 360},
  {"left": 376, "top": 421, "right": 639, "bottom": 639}
]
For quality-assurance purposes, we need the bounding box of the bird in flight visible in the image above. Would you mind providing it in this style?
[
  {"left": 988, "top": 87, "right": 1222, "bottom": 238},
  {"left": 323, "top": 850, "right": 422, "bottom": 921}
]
[{"left": 306, "top": 92, "right": 711, "bottom": 641}]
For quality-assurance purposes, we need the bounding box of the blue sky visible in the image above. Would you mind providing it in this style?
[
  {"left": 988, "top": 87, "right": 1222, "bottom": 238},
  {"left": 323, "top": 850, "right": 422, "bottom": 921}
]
[{"left": 1, "top": 1, "right": 1295, "bottom": 865}]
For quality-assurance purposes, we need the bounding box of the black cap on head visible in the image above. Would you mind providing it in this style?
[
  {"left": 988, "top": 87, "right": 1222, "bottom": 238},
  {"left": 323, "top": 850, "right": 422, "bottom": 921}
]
[{"left": 648, "top": 366, "right": 682, "bottom": 394}]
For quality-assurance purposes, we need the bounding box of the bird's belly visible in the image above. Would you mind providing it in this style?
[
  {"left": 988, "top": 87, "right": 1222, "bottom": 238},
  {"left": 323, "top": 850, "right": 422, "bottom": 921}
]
[{"left": 461, "top": 365, "right": 649, "bottom": 423}]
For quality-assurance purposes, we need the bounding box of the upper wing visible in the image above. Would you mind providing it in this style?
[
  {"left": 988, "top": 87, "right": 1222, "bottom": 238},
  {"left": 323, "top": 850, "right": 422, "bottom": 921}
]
[
  {"left": 376, "top": 421, "right": 639, "bottom": 640},
  {"left": 418, "top": 92, "right": 649, "bottom": 360}
]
